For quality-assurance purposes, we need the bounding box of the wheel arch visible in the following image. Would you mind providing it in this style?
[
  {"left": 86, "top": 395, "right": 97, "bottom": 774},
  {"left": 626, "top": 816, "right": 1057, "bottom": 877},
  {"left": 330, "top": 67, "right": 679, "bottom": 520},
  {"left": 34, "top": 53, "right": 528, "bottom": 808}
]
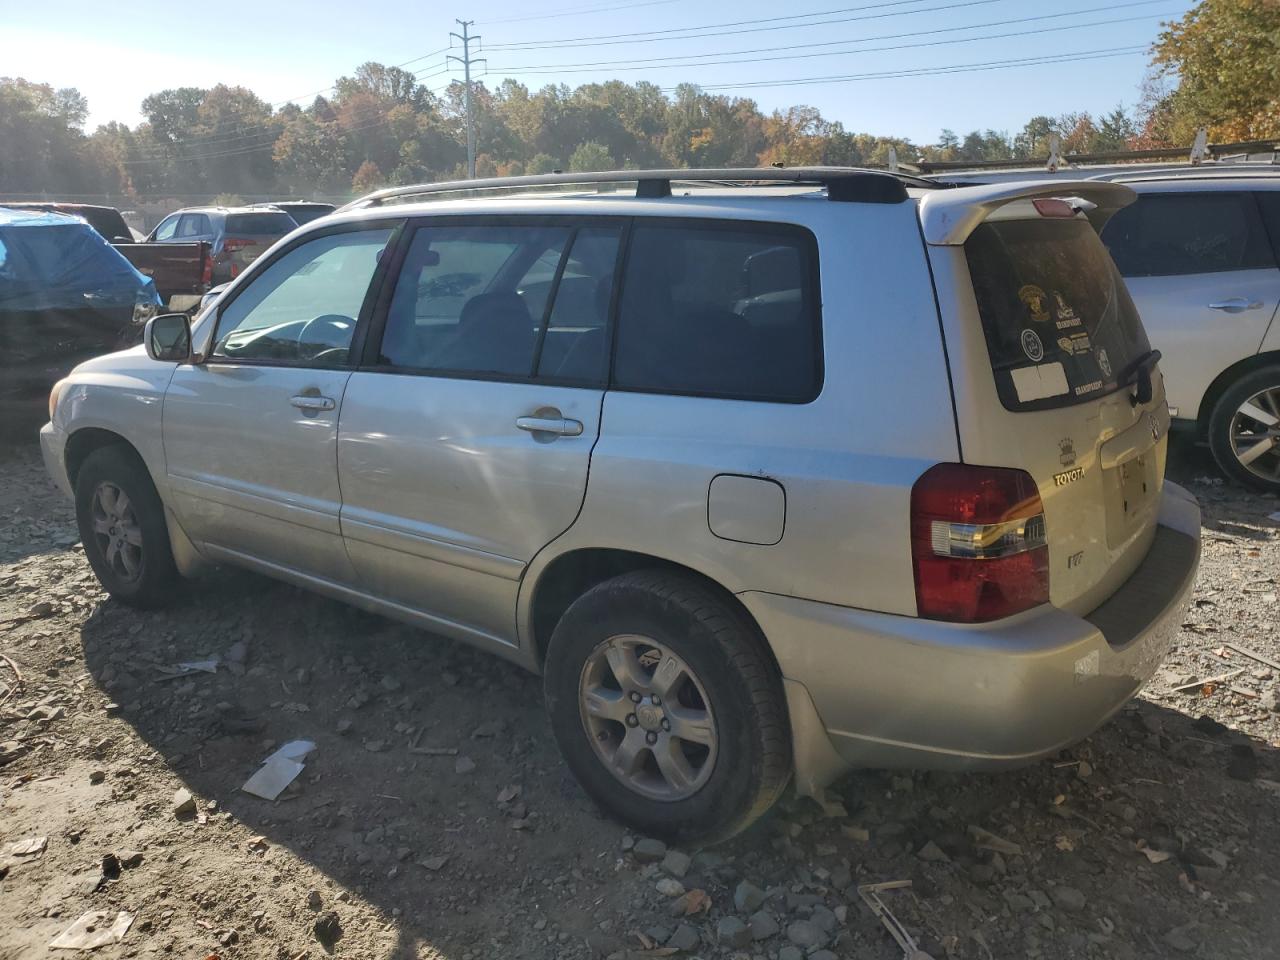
[
  {"left": 64, "top": 427, "right": 145, "bottom": 489},
  {"left": 524, "top": 547, "right": 781, "bottom": 679},
  {"left": 1196, "top": 350, "right": 1280, "bottom": 438}
]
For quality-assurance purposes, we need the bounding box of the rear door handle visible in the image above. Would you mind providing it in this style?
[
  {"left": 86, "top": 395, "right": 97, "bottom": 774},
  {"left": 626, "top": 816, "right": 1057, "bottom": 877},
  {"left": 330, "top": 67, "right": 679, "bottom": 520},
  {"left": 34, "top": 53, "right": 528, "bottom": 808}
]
[
  {"left": 1208, "top": 297, "right": 1264, "bottom": 313},
  {"left": 516, "top": 416, "right": 583, "bottom": 437},
  {"left": 290, "top": 395, "right": 336, "bottom": 411}
]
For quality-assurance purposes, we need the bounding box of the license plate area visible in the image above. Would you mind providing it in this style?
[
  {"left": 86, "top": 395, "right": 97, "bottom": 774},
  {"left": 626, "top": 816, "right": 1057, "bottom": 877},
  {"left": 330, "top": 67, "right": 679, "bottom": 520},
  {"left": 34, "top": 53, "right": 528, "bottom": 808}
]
[{"left": 1103, "top": 453, "right": 1158, "bottom": 548}]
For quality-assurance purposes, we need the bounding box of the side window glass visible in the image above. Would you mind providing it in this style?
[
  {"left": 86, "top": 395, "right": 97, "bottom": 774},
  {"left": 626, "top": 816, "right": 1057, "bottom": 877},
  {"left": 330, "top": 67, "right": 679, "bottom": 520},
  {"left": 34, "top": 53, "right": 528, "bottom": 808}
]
[
  {"left": 535, "top": 227, "right": 621, "bottom": 382},
  {"left": 1258, "top": 192, "right": 1280, "bottom": 264},
  {"left": 152, "top": 215, "right": 178, "bottom": 241},
  {"left": 613, "top": 222, "right": 821, "bottom": 402},
  {"left": 176, "top": 214, "right": 205, "bottom": 238},
  {"left": 1102, "top": 193, "right": 1273, "bottom": 277},
  {"left": 379, "top": 224, "right": 571, "bottom": 377},
  {"left": 212, "top": 228, "right": 394, "bottom": 365}
]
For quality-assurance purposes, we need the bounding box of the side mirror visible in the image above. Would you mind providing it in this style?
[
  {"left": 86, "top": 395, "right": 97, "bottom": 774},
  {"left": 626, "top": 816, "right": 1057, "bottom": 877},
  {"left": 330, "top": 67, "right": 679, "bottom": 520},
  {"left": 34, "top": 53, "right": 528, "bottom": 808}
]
[{"left": 145, "top": 313, "right": 193, "bottom": 363}]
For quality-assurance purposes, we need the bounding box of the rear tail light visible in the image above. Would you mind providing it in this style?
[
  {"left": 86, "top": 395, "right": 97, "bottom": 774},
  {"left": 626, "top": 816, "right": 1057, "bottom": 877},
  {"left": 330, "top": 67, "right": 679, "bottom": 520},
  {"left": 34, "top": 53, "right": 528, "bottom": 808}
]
[
  {"left": 201, "top": 249, "right": 213, "bottom": 289},
  {"left": 911, "top": 463, "right": 1049, "bottom": 623}
]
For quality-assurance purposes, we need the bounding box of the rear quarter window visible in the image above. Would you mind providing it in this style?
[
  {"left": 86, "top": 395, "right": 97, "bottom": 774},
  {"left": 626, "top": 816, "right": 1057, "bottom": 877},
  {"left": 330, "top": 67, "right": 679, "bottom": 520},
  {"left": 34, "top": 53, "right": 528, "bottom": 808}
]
[
  {"left": 965, "top": 217, "right": 1150, "bottom": 412},
  {"left": 613, "top": 220, "right": 822, "bottom": 403},
  {"left": 226, "top": 213, "right": 295, "bottom": 236}
]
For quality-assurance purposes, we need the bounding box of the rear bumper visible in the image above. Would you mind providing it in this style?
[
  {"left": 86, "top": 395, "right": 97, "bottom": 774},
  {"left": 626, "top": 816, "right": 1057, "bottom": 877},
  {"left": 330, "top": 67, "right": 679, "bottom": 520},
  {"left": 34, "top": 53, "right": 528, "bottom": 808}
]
[{"left": 744, "top": 482, "right": 1200, "bottom": 793}]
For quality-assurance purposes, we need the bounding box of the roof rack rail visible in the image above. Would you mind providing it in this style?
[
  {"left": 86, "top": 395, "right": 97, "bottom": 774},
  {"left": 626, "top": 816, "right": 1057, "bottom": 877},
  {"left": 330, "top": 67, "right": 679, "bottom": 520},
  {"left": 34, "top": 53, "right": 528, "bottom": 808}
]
[{"left": 340, "top": 166, "right": 935, "bottom": 212}]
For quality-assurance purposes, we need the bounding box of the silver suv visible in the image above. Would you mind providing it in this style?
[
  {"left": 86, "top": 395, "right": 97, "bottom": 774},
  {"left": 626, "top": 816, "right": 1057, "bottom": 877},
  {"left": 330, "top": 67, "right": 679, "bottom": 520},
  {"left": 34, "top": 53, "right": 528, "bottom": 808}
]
[{"left": 41, "top": 168, "right": 1201, "bottom": 841}]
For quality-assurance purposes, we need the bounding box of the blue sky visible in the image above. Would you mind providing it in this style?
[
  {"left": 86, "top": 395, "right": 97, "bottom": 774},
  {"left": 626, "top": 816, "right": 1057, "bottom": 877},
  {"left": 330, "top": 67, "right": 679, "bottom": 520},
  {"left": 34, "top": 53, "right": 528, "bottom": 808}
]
[{"left": 5, "top": 0, "right": 1196, "bottom": 144}]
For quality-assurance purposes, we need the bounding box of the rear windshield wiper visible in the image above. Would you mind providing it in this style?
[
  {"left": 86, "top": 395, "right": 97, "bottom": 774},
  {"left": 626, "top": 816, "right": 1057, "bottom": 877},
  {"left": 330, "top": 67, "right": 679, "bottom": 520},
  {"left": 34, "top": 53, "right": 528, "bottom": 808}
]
[{"left": 1119, "top": 349, "right": 1162, "bottom": 407}]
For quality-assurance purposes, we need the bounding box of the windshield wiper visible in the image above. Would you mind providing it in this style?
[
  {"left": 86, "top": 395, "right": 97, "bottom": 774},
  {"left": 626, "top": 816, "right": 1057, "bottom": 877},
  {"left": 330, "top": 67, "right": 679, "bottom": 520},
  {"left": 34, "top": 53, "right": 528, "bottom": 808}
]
[{"left": 1119, "top": 349, "right": 1162, "bottom": 407}]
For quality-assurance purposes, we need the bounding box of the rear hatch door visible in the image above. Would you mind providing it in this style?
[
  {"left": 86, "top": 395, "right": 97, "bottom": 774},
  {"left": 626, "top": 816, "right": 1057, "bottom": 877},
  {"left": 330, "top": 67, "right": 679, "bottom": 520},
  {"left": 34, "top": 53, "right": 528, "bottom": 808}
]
[
  {"left": 920, "top": 182, "right": 1167, "bottom": 615},
  {"left": 221, "top": 212, "right": 296, "bottom": 275}
]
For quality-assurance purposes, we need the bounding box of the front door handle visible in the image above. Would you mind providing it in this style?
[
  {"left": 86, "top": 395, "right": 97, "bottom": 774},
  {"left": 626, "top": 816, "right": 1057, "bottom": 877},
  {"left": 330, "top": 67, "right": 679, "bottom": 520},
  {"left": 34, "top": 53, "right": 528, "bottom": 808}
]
[
  {"left": 290, "top": 394, "right": 336, "bottom": 411},
  {"left": 1209, "top": 297, "right": 1264, "bottom": 313},
  {"left": 516, "top": 415, "right": 583, "bottom": 437}
]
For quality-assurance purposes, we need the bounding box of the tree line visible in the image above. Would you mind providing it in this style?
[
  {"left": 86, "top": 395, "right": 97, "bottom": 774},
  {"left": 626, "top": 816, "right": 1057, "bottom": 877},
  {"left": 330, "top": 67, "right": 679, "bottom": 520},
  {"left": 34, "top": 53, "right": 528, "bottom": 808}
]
[{"left": 0, "top": 0, "right": 1274, "bottom": 204}]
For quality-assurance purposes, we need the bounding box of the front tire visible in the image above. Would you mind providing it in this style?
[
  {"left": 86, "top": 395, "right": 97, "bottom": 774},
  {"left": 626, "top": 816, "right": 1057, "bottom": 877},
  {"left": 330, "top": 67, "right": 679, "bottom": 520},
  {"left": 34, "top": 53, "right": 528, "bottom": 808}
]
[
  {"left": 75, "top": 446, "right": 178, "bottom": 607},
  {"left": 543, "top": 570, "right": 790, "bottom": 843},
  {"left": 1207, "top": 366, "right": 1280, "bottom": 493}
]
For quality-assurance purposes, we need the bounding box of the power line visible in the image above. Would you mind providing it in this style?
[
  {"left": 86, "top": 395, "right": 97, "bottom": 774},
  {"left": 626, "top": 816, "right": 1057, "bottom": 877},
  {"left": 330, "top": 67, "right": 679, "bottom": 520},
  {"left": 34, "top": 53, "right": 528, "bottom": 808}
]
[
  {"left": 480, "top": 0, "right": 680, "bottom": 25},
  {"left": 662, "top": 44, "right": 1148, "bottom": 93},
  {"left": 483, "top": 0, "right": 1003, "bottom": 50},
  {"left": 489, "top": 7, "right": 1172, "bottom": 75}
]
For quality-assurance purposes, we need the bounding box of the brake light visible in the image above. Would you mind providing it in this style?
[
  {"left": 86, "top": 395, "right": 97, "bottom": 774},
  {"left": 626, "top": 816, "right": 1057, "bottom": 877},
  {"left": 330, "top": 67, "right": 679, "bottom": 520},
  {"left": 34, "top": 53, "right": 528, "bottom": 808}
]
[
  {"left": 910, "top": 463, "right": 1049, "bottom": 623},
  {"left": 1032, "top": 197, "right": 1076, "bottom": 218},
  {"left": 222, "top": 238, "right": 256, "bottom": 252},
  {"left": 201, "top": 249, "right": 213, "bottom": 289}
]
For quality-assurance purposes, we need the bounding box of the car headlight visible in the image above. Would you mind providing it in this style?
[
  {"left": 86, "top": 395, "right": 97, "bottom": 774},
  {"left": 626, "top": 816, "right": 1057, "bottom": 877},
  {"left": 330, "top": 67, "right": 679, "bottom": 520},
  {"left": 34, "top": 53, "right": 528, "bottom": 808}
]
[
  {"left": 49, "top": 378, "right": 67, "bottom": 421},
  {"left": 133, "top": 284, "right": 162, "bottom": 326}
]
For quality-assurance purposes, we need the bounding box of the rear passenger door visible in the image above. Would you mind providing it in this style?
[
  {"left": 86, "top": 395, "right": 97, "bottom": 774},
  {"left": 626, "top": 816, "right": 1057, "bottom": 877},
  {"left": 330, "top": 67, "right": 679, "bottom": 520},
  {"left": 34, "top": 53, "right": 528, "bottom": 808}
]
[
  {"left": 1101, "top": 190, "right": 1280, "bottom": 420},
  {"left": 337, "top": 218, "right": 623, "bottom": 645}
]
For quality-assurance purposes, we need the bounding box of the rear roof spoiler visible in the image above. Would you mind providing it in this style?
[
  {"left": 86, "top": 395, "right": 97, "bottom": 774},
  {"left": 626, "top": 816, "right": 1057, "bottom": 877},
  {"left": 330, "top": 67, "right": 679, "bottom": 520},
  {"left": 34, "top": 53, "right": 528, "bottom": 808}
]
[{"left": 917, "top": 180, "right": 1136, "bottom": 246}]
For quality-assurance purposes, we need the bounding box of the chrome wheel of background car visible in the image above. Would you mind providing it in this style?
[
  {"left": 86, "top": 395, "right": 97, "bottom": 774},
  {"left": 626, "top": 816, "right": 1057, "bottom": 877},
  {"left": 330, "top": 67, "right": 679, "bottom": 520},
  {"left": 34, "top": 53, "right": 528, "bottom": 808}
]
[
  {"left": 578, "top": 634, "right": 717, "bottom": 802},
  {"left": 1229, "top": 386, "right": 1280, "bottom": 483},
  {"left": 90, "top": 482, "right": 143, "bottom": 584}
]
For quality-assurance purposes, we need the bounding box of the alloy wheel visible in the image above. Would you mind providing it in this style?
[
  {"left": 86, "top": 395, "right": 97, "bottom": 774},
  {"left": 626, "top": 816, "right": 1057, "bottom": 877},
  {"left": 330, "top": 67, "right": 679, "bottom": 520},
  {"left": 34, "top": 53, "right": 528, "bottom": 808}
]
[
  {"left": 90, "top": 482, "right": 144, "bottom": 584},
  {"left": 578, "top": 634, "right": 718, "bottom": 801},
  {"left": 1229, "top": 386, "right": 1280, "bottom": 483}
]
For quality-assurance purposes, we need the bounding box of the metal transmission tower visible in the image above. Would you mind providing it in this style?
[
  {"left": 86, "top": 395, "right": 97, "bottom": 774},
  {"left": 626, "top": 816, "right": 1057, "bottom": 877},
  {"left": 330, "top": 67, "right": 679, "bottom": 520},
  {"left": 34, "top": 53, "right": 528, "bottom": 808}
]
[{"left": 448, "top": 20, "right": 486, "bottom": 179}]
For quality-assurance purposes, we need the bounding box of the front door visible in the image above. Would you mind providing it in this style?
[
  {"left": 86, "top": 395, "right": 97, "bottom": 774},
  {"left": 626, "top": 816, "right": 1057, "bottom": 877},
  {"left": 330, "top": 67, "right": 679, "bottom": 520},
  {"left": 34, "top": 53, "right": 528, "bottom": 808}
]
[
  {"left": 1102, "top": 189, "right": 1280, "bottom": 421},
  {"left": 337, "top": 219, "right": 622, "bottom": 644},
  {"left": 163, "top": 224, "right": 398, "bottom": 584}
]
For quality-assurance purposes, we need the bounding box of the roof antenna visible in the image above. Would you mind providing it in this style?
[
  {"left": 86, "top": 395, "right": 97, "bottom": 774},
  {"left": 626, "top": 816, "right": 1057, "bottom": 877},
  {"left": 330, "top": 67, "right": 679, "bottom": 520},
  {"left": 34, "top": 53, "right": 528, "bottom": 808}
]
[
  {"left": 1046, "top": 133, "right": 1062, "bottom": 174},
  {"left": 1190, "top": 128, "right": 1209, "bottom": 165}
]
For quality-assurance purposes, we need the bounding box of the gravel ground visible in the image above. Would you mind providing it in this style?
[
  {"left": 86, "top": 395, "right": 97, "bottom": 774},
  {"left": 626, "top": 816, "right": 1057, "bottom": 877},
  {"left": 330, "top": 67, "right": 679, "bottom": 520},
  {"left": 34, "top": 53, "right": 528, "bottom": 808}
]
[{"left": 1, "top": 436, "right": 1278, "bottom": 960}]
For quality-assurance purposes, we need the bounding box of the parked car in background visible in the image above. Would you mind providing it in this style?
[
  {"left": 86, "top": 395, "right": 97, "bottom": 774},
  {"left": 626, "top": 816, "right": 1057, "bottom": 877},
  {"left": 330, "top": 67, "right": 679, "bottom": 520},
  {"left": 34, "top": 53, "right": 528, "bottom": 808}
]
[
  {"left": 146, "top": 206, "right": 297, "bottom": 284},
  {"left": 251, "top": 200, "right": 336, "bottom": 226},
  {"left": 1098, "top": 175, "right": 1280, "bottom": 492},
  {"left": 1, "top": 207, "right": 160, "bottom": 437},
  {"left": 40, "top": 168, "right": 1200, "bottom": 841},
  {"left": 1, "top": 201, "right": 134, "bottom": 242},
  {"left": 0, "top": 200, "right": 214, "bottom": 313}
]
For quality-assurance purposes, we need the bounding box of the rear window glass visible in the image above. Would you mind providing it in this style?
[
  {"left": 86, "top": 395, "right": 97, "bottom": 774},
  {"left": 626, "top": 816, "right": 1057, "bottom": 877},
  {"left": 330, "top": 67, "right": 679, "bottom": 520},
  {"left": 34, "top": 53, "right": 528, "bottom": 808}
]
[
  {"left": 613, "top": 221, "right": 821, "bottom": 403},
  {"left": 1101, "top": 192, "right": 1274, "bottom": 277},
  {"left": 965, "top": 218, "right": 1150, "bottom": 412},
  {"left": 226, "top": 213, "right": 294, "bottom": 236}
]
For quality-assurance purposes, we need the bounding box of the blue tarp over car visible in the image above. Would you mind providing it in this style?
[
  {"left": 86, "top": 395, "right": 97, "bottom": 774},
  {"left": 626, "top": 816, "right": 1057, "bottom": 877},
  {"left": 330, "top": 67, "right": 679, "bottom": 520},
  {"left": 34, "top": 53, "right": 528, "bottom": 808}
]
[{"left": 1, "top": 207, "right": 162, "bottom": 431}]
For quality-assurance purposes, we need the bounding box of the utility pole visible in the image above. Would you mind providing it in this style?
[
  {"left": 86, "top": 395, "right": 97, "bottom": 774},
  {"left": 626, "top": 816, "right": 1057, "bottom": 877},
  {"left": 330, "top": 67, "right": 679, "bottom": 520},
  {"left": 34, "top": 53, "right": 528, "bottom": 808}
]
[{"left": 448, "top": 20, "right": 486, "bottom": 179}]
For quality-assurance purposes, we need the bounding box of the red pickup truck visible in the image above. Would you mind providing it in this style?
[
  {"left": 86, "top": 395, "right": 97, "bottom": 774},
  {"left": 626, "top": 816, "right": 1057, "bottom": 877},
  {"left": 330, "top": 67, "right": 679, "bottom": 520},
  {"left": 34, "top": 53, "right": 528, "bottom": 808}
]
[{"left": 1, "top": 202, "right": 212, "bottom": 312}]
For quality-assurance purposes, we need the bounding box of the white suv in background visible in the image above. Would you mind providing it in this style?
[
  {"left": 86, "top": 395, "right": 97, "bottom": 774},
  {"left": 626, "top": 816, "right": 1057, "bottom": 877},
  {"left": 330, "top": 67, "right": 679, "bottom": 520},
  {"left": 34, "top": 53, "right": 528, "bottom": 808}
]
[
  {"left": 41, "top": 168, "right": 1200, "bottom": 840},
  {"left": 1098, "top": 175, "right": 1280, "bottom": 491}
]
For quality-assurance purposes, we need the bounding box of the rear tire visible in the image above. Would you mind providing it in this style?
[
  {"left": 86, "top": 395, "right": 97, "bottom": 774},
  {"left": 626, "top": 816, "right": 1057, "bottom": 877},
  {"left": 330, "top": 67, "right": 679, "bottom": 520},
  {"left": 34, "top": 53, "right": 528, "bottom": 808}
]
[
  {"left": 75, "top": 446, "right": 178, "bottom": 608},
  {"left": 543, "top": 570, "right": 791, "bottom": 843},
  {"left": 1207, "top": 366, "right": 1280, "bottom": 493}
]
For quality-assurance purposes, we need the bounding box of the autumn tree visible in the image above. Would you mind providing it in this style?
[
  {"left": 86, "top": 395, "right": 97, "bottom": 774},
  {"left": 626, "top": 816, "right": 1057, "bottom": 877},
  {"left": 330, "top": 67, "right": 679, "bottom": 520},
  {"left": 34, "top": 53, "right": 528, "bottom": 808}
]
[{"left": 1149, "top": 0, "right": 1280, "bottom": 141}]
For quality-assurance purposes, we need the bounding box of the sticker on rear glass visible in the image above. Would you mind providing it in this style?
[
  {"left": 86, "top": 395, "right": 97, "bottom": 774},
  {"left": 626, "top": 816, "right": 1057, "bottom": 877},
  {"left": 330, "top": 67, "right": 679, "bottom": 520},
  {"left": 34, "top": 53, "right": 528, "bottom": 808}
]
[
  {"left": 1096, "top": 347, "right": 1113, "bottom": 379},
  {"left": 1021, "top": 329, "right": 1045, "bottom": 362},
  {"left": 1019, "top": 285, "right": 1050, "bottom": 323},
  {"left": 1053, "top": 291, "right": 1077, "bottom": 321},
  {"left": 1056, "top": 332, "right": 1092, "bottom": 356},
  {"left": 1010, "top": 362, "right": 1069, "bottom": 402}
]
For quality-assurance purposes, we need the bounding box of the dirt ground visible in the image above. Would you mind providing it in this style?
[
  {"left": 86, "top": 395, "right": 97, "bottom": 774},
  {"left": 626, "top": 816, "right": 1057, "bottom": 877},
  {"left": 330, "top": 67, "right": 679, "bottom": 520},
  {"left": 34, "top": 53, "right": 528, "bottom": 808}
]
[{"left": 2, "top": 436, "right": 1279, "bottom": 960}]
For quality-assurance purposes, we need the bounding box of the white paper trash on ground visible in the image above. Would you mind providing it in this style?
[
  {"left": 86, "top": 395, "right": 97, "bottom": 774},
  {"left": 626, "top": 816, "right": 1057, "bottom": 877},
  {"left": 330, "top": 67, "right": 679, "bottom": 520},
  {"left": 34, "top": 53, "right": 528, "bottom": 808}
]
[
  {"left": 241, "top": 740, "right": 316, "bottom": 801},
  {"left": 50, "top": 910, "right": 134, "bottom": 950}
]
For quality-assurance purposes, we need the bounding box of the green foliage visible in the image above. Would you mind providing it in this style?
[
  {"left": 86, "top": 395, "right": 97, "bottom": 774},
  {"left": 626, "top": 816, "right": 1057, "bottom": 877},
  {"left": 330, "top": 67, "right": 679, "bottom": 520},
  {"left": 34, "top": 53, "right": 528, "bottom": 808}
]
[
  {"left": 568, "top": 141, "right": 613, "bottom": 172},
  {"left": 1148, "top": 0, "right": 1280, "bottom": 142}
]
